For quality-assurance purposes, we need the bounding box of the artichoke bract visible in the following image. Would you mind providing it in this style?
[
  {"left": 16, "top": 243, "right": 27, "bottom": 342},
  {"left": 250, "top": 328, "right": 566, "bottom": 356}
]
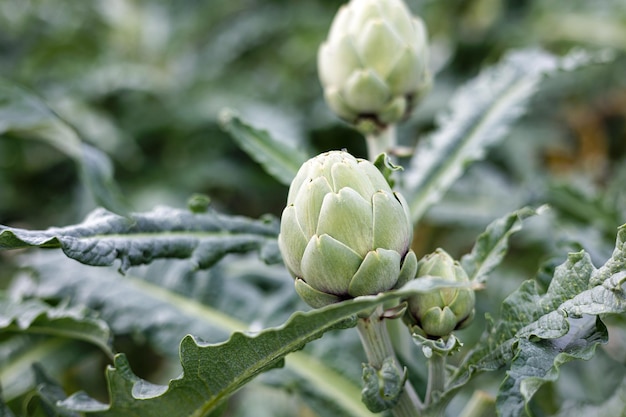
[
  {"left": 318, "top": 0, "right": 430, "bottom": 133},
  {"left": 405, "top": 249, "right": 475, "bottom": 338},
  {"left": 278, "top": 150, "right": 417, "bottom": 308}
]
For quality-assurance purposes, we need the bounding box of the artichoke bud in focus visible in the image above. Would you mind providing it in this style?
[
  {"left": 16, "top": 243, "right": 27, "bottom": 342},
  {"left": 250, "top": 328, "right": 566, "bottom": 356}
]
[
  {"left": 278, "top": 150, "right": 418, "bottom": 308},
  {"left": 317, "top": 0, "right": 430, "bottom": 133},
  {"left": 405, "top": 249, "right": 475, "bottom": 338}
]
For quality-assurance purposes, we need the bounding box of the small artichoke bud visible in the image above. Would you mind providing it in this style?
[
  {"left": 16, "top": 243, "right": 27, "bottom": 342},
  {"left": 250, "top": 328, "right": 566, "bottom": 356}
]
[
  {"left": 318, "top": 0, "right": 430, "bottom": 133},
  {"left": 278, "top": 150, "right": 418, "bottom": 308},
  {"left": 405, "top": 249, "right": 475, "bottom": 338},
  {"left": 361, "top": 357, "right": 407, "bottom": 412}
]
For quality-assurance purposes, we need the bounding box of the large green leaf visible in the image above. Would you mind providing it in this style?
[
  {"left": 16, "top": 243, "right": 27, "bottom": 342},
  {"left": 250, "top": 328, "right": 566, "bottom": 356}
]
[
  {"left": 497, "top": 319, "right": 607, "bottom": 417},
  {"left": 9, "top": 252, "right": 364, "bottom": 416},
  {"left": 52, "top": 278, "right": 463, "bottom": 417},
  {"left": 445, "top": 224, "right": 626, "bottom": 417},
  {"left": 461, "top": 206, "right": 545, "bottom": 284},
  {"left": 0, "top": 206, "right": 281, "bottom": 273},
  {"left": 0, "top": 295, "right": 112, "bottom": 401},
  {"left": 0, "top": 77, "right": 128, "bottom": 215},
  {"left": 219, "top": 109, "right": 309, "bottom": 186},
  {"left": 0, "top": 296, "right": 112, "bottom": 359},
  {"left": 403, "top": 49, "right": 609, "bottom": 224}
]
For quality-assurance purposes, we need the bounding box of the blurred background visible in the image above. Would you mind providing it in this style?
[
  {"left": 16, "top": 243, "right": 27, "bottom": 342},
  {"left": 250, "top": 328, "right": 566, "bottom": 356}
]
[
  {"left": 1, "top": 0, "right": 623, "bottom": 229},
  {"left": 1, "top": 0, "right": 625, "bottom": 415}
]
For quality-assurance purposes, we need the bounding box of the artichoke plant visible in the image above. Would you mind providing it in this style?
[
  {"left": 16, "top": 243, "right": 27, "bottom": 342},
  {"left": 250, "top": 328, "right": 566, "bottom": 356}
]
[
  {"left": 278, "top": 150, "right": 417, "bottom": 308},
  {"left": 405, "top": 249, "right": 475, "bottom": 338},
  {"left": 317, "top": 0, "right": 430, "bottom": 133}
]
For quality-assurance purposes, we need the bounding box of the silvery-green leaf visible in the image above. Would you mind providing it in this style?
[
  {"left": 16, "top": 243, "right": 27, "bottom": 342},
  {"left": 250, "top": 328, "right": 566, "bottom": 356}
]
[
  {"left": 0, "top": 206, "right": 280, "bottom": 273},
  {"left": 219, "top": 110, "right": 309, "bottom": 186},
  {"left": 404, "top": 49, "right": 611, "bottom": 223},
  {"left": 52, "top": 279, "right": 470, "bottom": 417},
  {"left": 443, "top": 224, "right": 626, "bottom": 417},
  {"left": 0, "top": 296, "right": 112, "bottom": 358},
  {"left": 461, "top": 206, "right": 545, "bottom": 284}
]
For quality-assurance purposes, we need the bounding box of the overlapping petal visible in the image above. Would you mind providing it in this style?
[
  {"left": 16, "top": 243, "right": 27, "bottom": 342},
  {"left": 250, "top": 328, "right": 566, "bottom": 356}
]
[
  {"left": 404, "top": 249, "right": 476, "bottom": 338},
  {"left": 316, "top": 188, "right": 373, "bottom": 257},
  {"left": 349, "top": 249, "right": 400, "bottom": 297},
  {"left": 301, "top": 234, "right": 363, "bottom": 296},
  {"left": 279, "top": 151, "right": 416, "bottom": 308},
  {"left": 372, "top": 191, "right": 412, "bottom": 254},
  {"left": 317, "top": 0, "right": 430, "bottom": 129},
  {"left": 277, "top": 205, "right": 308, "bottom": 278}
]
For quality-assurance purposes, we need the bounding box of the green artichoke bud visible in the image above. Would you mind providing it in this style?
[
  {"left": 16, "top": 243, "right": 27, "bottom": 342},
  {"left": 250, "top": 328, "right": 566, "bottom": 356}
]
[
  {"left": 278, "top": 150, "right": 417, "bottom": 308},
  {"left": 317, "top": 0, "right": 430, "bottom": 133},
  {"left": 405, "top": 249, "right": 475, "bottom": 338}
]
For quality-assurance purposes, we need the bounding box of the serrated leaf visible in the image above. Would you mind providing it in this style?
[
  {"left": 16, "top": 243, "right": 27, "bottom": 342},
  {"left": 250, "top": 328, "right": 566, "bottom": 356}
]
[
  {"left": 54, "top": 279, "right": 465, "bottom": 417},
  {"left": 461, "top": 206, "right": 545, "bottom": 284},
  {"left": 0, "top": 206, "right": 280, "bottom": 273},
  {"left": 403, "top": 49, "right": 609, "bottom": 223},
  {"left": 9, "top": 252, "right": 362, "bottom": 416},
  {"left": 0, "top": 296, "right": 112, "bottom": 358},
  {"left": 0, "top": 77, "right": 128, "bottom": 215},
  {"left": 497, "top": 317, "right": 607, "bottom": 417},
  {"left": 219, "top": 109, "right": 309, "bottom": 186},
  {"left": 445, "top": 224, "right": 626, "bottom": 417}
]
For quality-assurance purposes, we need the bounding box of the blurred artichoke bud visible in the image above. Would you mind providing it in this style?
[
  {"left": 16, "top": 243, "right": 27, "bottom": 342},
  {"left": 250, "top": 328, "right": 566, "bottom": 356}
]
[
  {"left": 405, "top": 249, "right": 475, "bottom": 338},
  {"left": 318, "top": 0, "right": 430, "bottom": 133},
  {"left": 278, "top": 150, "right": 417, "bottom": 308}
]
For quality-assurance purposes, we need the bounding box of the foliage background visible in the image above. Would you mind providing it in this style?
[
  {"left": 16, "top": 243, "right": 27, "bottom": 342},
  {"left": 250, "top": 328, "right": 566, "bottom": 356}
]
[{"left": 1, "top": 0, "right": 625, "bottom": 416}]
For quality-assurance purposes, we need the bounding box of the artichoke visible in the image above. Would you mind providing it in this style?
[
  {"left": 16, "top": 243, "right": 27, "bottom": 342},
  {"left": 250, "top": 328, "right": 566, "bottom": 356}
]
[
  {"left": 278, "top": 150, "right": 417, "bottom": 308},
  {"left": 317, "top": 0, "right": 430, "bottom": 133},
  {"left": 405, "top": 249, "right": 475, "bottom": 338}
]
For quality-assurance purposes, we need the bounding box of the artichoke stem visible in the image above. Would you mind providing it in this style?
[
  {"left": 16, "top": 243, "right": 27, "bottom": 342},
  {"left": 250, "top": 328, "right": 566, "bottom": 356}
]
[
  {"left": 357, "top": 306, "right": 423, "bottom": 417},
  {"left": 424, "top": 351, "right": 446, "bottom": 407},
  {"left": 365, "top": 124, "right": 397, "bottom": 162}
]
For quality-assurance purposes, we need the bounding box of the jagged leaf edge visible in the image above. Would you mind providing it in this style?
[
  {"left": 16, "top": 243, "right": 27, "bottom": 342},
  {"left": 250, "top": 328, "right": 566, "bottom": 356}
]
[
  {"left": 57, "top": 278, "right": 465, "bottom": 416},
  {"left": 12, "top": 252, "right": 370, "bottom": 417},
  {"left": 0, "top": 206, "right": 281, "bottom": 273},
  {"left": 0, "top": 296, "right": 113, "bottom": 359},
  {"left": 442, "top": 224, "right": 626, "bottom": 412},
  {"left": 461, "top": 205, "right": 546, "bottom": 284},
  {"left": 497, "top": 318, "right": 608, "bottom": 417},
  {"left": 403, "top": 48, "right": 610, "bottom": 224},
  {"left": 219, "top": 109, "right": 309, "bottom": 186}
]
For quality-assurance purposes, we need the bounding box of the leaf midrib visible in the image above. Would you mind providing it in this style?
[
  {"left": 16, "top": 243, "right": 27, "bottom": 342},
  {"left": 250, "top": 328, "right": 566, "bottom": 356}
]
[{"left": 408, "top": 76, "right": 538, "bottom": 223}]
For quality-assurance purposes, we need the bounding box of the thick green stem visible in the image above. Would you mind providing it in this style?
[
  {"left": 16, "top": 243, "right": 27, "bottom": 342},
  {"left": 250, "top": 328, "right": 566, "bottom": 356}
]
[
  {"left": 365, "top": 125, "right": 397, "bottom": 161},
  {"left": 425, "top": 352, "right": 446, "bottom": 407},
  {"left": 357, "top": 307, "right": 423, "bottom": 417}
]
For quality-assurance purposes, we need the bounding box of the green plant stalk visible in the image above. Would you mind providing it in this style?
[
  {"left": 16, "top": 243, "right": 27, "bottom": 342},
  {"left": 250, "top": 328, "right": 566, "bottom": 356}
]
[
  {"left": 365, "top": 125, "right": 397, "bottom": 161},
  {"left": 425, "top": 351, "right": 446, "bottom": 407},
  {"left": 357, "top": 306, "right": 423, "bottom": 417}
]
